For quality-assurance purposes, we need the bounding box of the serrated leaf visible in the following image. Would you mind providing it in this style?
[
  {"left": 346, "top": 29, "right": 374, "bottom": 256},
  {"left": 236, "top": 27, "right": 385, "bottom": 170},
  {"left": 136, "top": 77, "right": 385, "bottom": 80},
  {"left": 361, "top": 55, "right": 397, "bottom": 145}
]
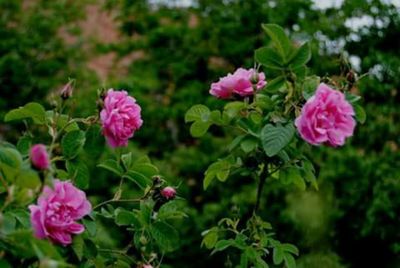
[
  {"left": 61, "top": 130, "right": 86, "bottom": 159},
  {"left": 123, "top": 170, "right": 151, "bottom": 189},
  {"left": 284, "top": 253, "right": 296, "bottom": 268},
  {"left": 121, "top": 152, "right": 133, "bottom": 170},
  {"left": 15, "top": 169, "right": 40, "bottom": 189},
  {"left": 282, "top": 243, "right": 299, "bottom": 255},
  {"left": 303, "top": 76, "right": 320, "bottom": 100},
  {"left": 212, "top": 239, "right": 235, "bottom": 253},
  {"left": 190, "top": 121, "right": 211, "bottom": 137},
  {"left": 273, "top": 247, "right": 284, "bottom": 264},
  {"left": 16, "top": 135, "right": 32, "bottom": 155},
  {"left": 354, "top": 104, "right": 366, "bottom": 124},
  {"left": 289, "top": 42, "right": 311, "bottom": 68},
  {"left": 185, "top": 104, "right": 210, "bottom": 123},
  {"left": 345, "top": 92, "right": 361, "bottom": 103},
  {"left": 224, "top": 101, "right": 246, "bottom": 118},
  {"left": 261, "top": 123, "right": 295, "bottom": 157},
  {"left": 150, "top": 221, "right": 179, "bottom": 252},
  {"left": 4, "top": 102, "right": 46, "bottom": 125},
  {"left": 265, "top": 76, "right": 286, "bottom": 92},
  {"left": 240, "top": 136, "right": 258, "bottom": 153},
  {"left": 131, "top": 163, "right": 159, "bottom": 178},
  {"left": 82, "top": 218, "right": 97, "bottom": 237},
  {"left": 97, "top": 159, "right": 123, "bottom": 176},
  {"left": 280, "top": 166, "right": 305, "bottom": 190},
  {"left": 66, "top": 160, "right": 89, "bottom": 189},
  {"left": 72, "top": 235, "right": 84, "bottom": 261},
  {"left": 202, "top": 228, "right": 219, "bottom": 249},
  {"left": 261, "top": 24, "right": 293, "bottom": 60},
  {"left": 255, "top": 47, "right": 284, "bottom": 70},
  {"left": 115, "top": 208, "right": 140, "bottom": 227}
]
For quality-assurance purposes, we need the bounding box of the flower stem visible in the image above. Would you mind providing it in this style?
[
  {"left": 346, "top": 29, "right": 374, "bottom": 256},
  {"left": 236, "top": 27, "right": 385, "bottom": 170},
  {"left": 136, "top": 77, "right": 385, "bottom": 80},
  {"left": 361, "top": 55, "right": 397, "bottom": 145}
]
[{"left": 254, "top": 167, "right": 268, "bottom": 213}]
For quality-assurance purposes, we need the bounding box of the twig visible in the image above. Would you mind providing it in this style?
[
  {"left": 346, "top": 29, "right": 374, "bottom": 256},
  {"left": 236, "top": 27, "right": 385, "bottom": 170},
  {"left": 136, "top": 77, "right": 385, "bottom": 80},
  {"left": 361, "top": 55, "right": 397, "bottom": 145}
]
[{"left": 93, "top": 198, "right": 143, "bottom": 210}]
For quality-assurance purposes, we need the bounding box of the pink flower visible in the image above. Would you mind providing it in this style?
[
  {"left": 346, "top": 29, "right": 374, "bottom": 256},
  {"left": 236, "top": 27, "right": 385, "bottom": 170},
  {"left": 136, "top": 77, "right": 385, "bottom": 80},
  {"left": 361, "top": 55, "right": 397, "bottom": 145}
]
[
  {"left": 29, "top": 180, "right": 92, "bottom": 246},
  {"left": 142, "top": 265, "right": 153, "bottom": 268},
  {"left": 295, "top": 83, "right": 356, "bottom": 147},
  {"left": 160, "top": 186, "right": 176, "bottom": 200},
  {"left": 30, "top": 144, "right": 50, "bottom": 170},
  {"left": 210, "top": 68, "right": 266, "bottom": 99},
  {"left": 100, "top": 89, "right": 143, "bottom": 147}
]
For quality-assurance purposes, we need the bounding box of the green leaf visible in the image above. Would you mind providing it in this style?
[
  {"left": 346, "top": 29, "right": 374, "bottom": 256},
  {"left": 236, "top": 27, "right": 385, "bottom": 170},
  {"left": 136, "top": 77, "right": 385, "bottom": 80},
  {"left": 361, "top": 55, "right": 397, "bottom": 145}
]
[
  {"left": 228, "top": 135, "right": 246, "bottom": 152},
  {"left": 115, "top": 208, "right": 140, "bottom": 227},
  {"left": 84, "top": 125, "right": 104, "bottom": 158},
  {"left": 282, "top": 243, "right": 299, "bottom": 255},
  {"left": 123, "top": 170, "right": 151, "bottom": 189},
  {"left": 0, "top": 147, "right": 22, "bottom": 169},
  {"left": 280, "top": 167, "right": 306, "bottom": 190},
  {"left": 72, "top": 235, "right": 84, "bottom": 261},
  {"left": 82, "top": 218, "right": 97, "bottom": 237},
  {"left": 216, "top": 169, "right": 230, "bottom": 182},
  {"left": 240, "top": 252, "right": 249, "bottom": 268},
  {"left": 0, "top": 147, "right": 22, "bottom": 182},
  {"left": 10, "top": 209, "right": 30, "bottom": 228},
  {"left": 303, "top": 76, "right": 320, "bottom": 100},
  {"left": 284, "top": 253, "right": 297, "bottom": 268},
  {"left": 185, "top": 104, "right": 210, "bottom": 123},
  {"left": 301, "top": 160, "right": 318, "bottom": 190},
  {"left": 140, "top": 200, "right": 153, "bottom": 226},
  {"left": 66, "top": 160, "right": 89, "bottom": 189},
  {"left": 202, "top": 228, "right": 219, "bottom": 249},
  {"left": 158, "top": 201, "right": 187, "bottom": 220},
  {"left": 273, "top": 247, "right": 284, "bottom": 264},
  {"left": 190, "top": 121, "right": 211, "bottom": 137},
  {"left": 61, "top": 130, "right": 86, "bottom": 159},
  {"left": 150, "top": 221, "right": 179, "bottom": 252},
  {"left": 121, "top": 152, "right": 133, "bottom": 170},
  {"left": 15, "top": 169, "right": 40, "bottom": 189},
  {"left": 289, "top": 42, "right": 311, "bottom": 68},
  {"left": 255, "top": 47, "right": 284, "bottom": 69},
  {"left": 212, "top": 239, "right": 235, "bottom": 253},
  {"left": 261, "top": 24, "right": 293, "bottom": 60},
  {"left": 240, "top": 136, "right": 259, "bottom": 153},
  {"left": 97, "top": 159, "right": 123, "bottom": 176},
  {"left": 16, "top": 135, "right": 32, "bottom": 155},
  {"left": 261, "top": 123, "right": 295, "bottom": 157},
  {"left": 131, "top": 163, "right": 159, "bottom": 178},
  {"left": 354, "top": 104, "right": 366, "bottom": 124},
  {"left": 224, "top": 101, "right": 246, "bottom": 118},
  {"left": 265, "top": 76, "right": 286, "bottom": 92},
  {"left": 345, "top": 92, "right": 361, "bottom": 103},
  {"left": 4, "top": 102, "right": 46, "bottom": 124}
]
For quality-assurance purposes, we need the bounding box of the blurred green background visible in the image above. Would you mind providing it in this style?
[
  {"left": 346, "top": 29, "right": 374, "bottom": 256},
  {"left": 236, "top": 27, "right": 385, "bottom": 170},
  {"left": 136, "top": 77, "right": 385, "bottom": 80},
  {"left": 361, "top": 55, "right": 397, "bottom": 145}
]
[{"left": 0, "top": 0, "right": 399, "bottom": 267}]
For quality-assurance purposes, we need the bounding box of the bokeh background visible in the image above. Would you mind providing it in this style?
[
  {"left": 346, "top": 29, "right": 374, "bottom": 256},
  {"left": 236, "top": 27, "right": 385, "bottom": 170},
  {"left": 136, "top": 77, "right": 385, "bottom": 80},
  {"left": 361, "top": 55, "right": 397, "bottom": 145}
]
[{"left": 0, "top": 0, "right": 399, "bottom": 267}]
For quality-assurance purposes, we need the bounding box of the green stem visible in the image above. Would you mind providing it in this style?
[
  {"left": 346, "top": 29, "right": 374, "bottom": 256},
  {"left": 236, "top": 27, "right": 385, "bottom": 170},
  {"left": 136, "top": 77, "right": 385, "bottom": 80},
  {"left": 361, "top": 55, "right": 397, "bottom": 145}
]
[
  {"left": 93, "top": 198, "right": 142, "bottom": 210},
  {"left": 254, "top": 167, "right": 269, "bottom": 213}
]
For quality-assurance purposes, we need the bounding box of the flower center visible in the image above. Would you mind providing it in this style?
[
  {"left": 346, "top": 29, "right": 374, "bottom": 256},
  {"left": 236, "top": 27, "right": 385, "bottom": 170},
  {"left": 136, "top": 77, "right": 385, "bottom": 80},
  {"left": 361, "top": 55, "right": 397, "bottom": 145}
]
[{"left": 46, "top": 202, "right": 73, "bottom": 225}]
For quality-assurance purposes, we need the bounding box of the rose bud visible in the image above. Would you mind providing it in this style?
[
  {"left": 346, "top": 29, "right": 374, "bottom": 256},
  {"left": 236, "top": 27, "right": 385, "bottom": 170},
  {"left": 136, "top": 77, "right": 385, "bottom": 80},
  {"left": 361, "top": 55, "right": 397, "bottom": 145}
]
[
  {"left": 160, "top": 186, "right": 176, "bottom": 200},
  {"left": 30, "top": 144, "right": 50, "bottom": 170}
]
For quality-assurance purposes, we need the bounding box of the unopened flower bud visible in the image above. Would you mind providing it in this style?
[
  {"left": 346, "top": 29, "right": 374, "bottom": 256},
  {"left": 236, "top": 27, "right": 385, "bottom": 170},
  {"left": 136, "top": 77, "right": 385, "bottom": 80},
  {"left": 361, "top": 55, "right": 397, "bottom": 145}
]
[
  {"left": 30, "top": 144, "right": 50, "bottom": 170},
  {"left": 60, "top": 81, "right": 74, "bottom": 100},
  {"left": 160, "top": 186, "right": 176, "bottom": 200}
]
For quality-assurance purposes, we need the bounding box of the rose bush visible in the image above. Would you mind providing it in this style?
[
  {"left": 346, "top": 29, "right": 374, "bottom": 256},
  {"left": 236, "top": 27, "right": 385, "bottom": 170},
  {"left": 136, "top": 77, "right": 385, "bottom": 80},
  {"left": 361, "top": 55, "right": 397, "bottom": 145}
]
[
  {"left": 0, "top": 23, "right": 365, "bottom": 267},
  {"left": 186, "top": 24, "right": 365, "bottom": 267},
  {"left": 0, "top": 85, "right": 185, "bottom": 267}
]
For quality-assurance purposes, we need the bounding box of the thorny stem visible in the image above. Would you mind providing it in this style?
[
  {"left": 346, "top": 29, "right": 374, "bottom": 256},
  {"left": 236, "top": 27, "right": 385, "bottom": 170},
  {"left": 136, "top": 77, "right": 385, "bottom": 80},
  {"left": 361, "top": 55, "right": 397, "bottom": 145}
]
[
  {"left": 254, "top": 164, "right": 282, "bottom": 213},
  {"left": 254, "top": 167, "right": 269, "bottom": 213}
]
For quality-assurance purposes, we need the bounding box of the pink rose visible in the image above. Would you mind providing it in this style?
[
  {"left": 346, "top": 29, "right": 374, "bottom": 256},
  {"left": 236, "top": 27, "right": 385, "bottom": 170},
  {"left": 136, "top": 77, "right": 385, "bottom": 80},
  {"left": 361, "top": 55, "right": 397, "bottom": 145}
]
[
  {"left": 29, "top": 180, "right": 92, "bottom": 246},
  {"left": 295, "top": 83, "right": 356, "bottom": 147},
  {"left": 210, "top": 68, "right": 266, "bottom": 99},
  {"left": 30, "top": 144, "right": 50, "bottom": 170},
  {"left": 160, "top": 186, "right": 176, "bottom": 200},
  {"left": 100, "top": 89, "right": 143, "bottom": 147}
]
